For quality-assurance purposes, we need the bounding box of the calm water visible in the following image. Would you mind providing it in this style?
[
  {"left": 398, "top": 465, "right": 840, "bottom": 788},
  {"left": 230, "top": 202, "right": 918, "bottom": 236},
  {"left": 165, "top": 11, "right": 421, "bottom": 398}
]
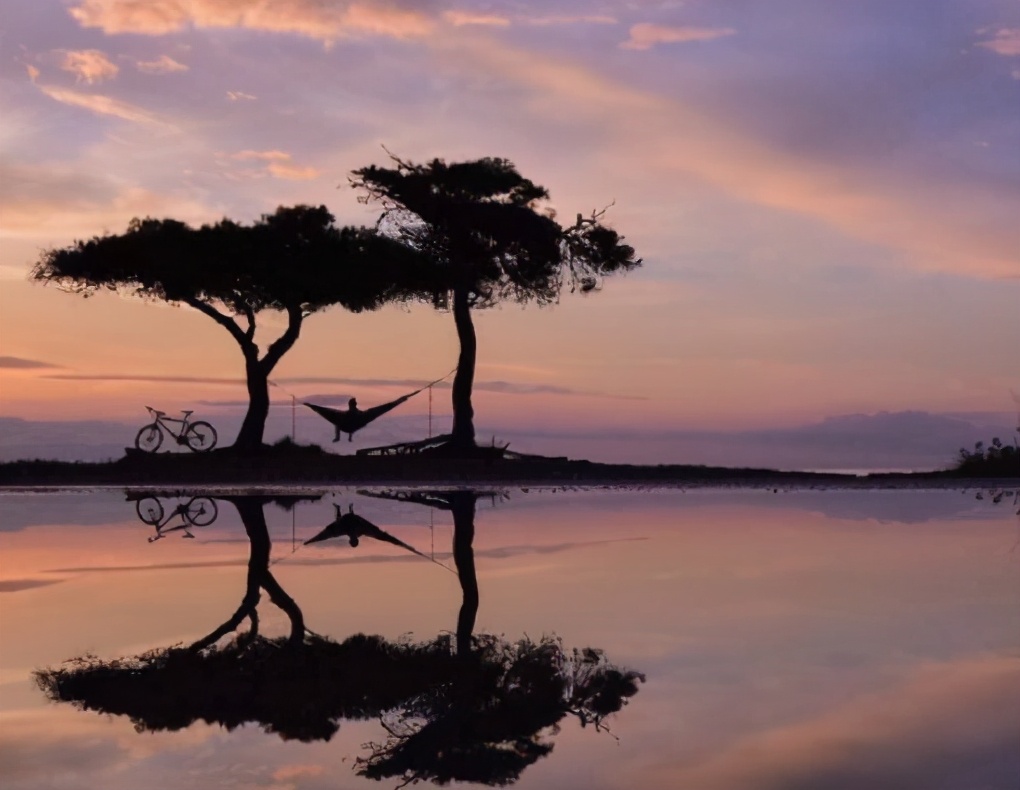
[{"left": 0, "top": 486, "right": 1018, "bottom": 789}]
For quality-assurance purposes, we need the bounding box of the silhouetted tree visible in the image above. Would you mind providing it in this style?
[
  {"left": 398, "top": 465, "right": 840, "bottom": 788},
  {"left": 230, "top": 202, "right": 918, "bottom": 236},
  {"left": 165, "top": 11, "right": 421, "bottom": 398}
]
[
  {"left": 351, "top": 155, "right": 641, "bottom": 452},
  {"left": 32, "top": 207, "right": 417, "bottom": 450}
]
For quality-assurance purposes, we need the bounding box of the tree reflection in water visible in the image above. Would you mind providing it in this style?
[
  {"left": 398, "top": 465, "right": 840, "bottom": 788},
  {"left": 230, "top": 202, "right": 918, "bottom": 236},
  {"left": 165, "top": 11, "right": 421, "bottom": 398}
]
[{"left": 35, "top": 493, "right": 644, "bottom": 786}]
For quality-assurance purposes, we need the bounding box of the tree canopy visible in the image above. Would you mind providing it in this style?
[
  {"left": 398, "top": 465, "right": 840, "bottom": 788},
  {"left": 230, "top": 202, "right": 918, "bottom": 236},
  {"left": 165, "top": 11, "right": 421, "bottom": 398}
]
[
  {"left": 351, "top": 155, "right": 641, "bottom": 450},
  {"left": 33, "top": 206, "right": 418, "bottom": 449}
]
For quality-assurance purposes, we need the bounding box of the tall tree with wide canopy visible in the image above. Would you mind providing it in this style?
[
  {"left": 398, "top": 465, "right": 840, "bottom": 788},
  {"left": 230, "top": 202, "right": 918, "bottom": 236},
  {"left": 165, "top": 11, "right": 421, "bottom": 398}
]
[
  {"left": 33, "top": 206, "right": 415, "bottom": 450},
  {"left": 351, "top": 155, "right": 641, "bottom": 452}
]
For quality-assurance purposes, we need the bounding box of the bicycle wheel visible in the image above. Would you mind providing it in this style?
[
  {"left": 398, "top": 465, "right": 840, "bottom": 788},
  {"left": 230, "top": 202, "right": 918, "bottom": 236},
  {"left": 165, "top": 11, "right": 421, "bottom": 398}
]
[
  {"left": 185, "top": 496, "right": 218, "bottom": 527},
  {"left": 185, "top": 421, "right": 217, "bottom": 452},
  {"left": 135, "top": 423, "right": 164, "bottom": 452},
  {"left": 135, "top": 497, "right": 164, "bottom": 525}
]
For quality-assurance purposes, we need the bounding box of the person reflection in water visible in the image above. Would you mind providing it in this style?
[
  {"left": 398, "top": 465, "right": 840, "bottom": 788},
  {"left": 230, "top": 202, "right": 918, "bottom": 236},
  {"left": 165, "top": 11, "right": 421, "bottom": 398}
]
[{"left": 304, "top": 503, "right": 430, "bottom": 560}]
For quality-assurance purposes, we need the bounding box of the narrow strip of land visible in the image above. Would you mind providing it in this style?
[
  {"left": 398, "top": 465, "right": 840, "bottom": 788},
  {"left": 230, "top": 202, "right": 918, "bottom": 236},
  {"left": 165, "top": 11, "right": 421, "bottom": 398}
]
[{"left": 1, "top": 446, "right": 1015, "bottom": 488}]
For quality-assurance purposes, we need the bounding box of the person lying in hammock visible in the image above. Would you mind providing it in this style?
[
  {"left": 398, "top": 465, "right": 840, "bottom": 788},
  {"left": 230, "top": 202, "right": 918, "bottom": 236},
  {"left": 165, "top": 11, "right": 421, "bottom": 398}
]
[
  {"left": 334, "top": 398, "right": 359, "bottom": 443},
  {"left": 304, "top": 372, "right": 452, "bottom": 443}
]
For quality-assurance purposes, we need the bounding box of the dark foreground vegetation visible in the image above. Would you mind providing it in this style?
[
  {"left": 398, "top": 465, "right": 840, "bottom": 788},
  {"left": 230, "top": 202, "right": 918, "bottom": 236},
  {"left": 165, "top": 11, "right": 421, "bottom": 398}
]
[
  {"left": 1, "top": 439, "right": 1016, "bottom": 486},
  {"left": 951, "top": 437, "right": 1019, "bottom": 478}
]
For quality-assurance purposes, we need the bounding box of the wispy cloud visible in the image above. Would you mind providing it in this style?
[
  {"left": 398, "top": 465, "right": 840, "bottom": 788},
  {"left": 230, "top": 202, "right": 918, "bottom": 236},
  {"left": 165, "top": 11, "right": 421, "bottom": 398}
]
[
  {"left": 449, "top": 36, "right": 1019, "bottom": 278},
  {"left": 228, "top": 150, "right": 319, "bottom": 180},
  {"left": 65, "top": 0, "right": 618, "bottom": 42},
  {"left": 0, "top": 162, "right": 212, "bottom": 238},
  {"left": 39, "top": 371, "right": 640, "bottom": 400},
  {"left": 267, "top": 161, "right": 320, "bottom": 180},
  {"left": 0, "top": 356, "right": 62, "bottom": 370},
  {"left": 68, "top": 0, "right": 435, "bottom": 42},
  {"left": 443, "top": 11, "right": 510, "bottom": 28},
  {"left": 226, "top": 90, "right": 256, "bottom": 101},
  {"left": 44, "top": 373, "right": 245, "bottom": 385},
  {"left": 526, "top": 15, "right": 616, "bottom": 27},
  {"left": 0, "top": 578, "right": 65, "bottom": 593},
  {"left": 977, "top": 28, "right": 1020, "bottom": 56},
  {"left": 136, "top": 54, "right": 189, "bottom": 74},
  {"left": 60, "top": 49, "right": 119, "bottom": 83},
  {"left": 37, "top": 84, "right": 174, "bottom": 129},
  {"left": 272, "top": 765, "right": 325, "bottom": 783},
  {"left": 231, "top": 149, "right": 291, "bottom": 161},
  {"left": 620, "top": 23, "right": 736, "bottom": 50}
]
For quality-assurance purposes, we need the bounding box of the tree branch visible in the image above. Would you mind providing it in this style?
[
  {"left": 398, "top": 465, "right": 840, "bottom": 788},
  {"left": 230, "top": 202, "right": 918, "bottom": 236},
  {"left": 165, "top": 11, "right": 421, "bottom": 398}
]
[
  {"left": 261, "top": 569, "right": 305, "bottom": 645},
  {"left": 182, "top": 296, "right": 253, "bottom": 350},
  {"left": 187, "top": 592, "right": 260, "bottom": 652},
  {"left": 260, "top": 304, "right": 303, "bottom": 374},
  {"left": 241, "top": 304, "right": 256, "bottom": 341}
]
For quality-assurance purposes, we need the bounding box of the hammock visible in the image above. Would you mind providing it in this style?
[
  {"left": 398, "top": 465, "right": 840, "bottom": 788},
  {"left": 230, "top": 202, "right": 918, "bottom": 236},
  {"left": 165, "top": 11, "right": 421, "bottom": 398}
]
[{"left": 304, "top": 371, "right": 452, "bottom": 441}]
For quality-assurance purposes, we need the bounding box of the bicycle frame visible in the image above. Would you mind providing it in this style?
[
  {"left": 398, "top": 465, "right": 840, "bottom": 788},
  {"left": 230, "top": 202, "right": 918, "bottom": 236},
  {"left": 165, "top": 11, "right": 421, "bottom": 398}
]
[
  {"left": 146, "top": 406, "right": 193, "bottom": 441},
  {"left": 135, "top": 407, "right": 218, "bottom": 453}
]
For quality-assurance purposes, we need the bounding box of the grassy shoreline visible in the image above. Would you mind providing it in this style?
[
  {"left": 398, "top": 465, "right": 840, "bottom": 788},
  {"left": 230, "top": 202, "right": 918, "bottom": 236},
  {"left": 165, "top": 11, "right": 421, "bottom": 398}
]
[{"left": 1, "top": 444, "right": 1015, "bottom": 488}]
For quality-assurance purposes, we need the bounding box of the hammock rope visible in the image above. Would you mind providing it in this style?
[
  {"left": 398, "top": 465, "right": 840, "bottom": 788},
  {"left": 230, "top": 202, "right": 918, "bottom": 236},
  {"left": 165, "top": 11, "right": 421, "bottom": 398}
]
[{"left": 304, "top": 368, "right": 455, "bottom": 441}]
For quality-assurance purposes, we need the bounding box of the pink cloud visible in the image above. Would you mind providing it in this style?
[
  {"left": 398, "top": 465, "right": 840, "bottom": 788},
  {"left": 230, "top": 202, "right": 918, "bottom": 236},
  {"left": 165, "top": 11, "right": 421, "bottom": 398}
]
[
  {"left": 267, "top": 161, "right": 320, "bottom": 181},
  {"left": 977, "top": 28, "right": 1020, "bottom": 56},
  {"left": 272, "top": 764, "right": 325, "bottom": 781},
  {"left": 621, "top": 23, "right": 736, "bottom": 50},
  {"left": 136, "top": 54, "right": 189, "bottom": 74},
  {"left": 445, "top": 37, "right": 1020, "bottom": 279},
  {"left": 60, "top": 49, "right": 119, "bottom": 84},
  {"left": 0, "top": 162, "right": 212, "bottom": 238},
  {"left": 443, "top": 11, "right": 510, "bottom": 28},
  {"left": 526, "top": 15, "right": 617, "bottom": 26},
  {"left": 231, "top": 149, "right": 291, "bottom": 162},
  {"left": 37, "top": 84, "right": 172, "bottom": 128},
  {"left": 68, "top": 0, "right": 435, "bottom": 41},
  {"left": 227, "top": 150, "right": 319, "bottom": 180}
]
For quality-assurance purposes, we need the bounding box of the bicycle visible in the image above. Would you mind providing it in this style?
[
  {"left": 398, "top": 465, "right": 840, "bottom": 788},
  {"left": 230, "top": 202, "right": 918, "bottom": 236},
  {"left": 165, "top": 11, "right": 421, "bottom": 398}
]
[
  {"left": 135, "top": 406, "right": 218, "bottom": 453},
  {"left": 135, "top": 495, "right": 219, "bottom": 541}
]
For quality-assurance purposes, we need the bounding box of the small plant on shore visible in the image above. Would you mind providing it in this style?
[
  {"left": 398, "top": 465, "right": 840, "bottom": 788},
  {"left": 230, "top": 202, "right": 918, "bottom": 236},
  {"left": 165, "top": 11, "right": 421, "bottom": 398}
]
[{"left": 953, "top": 434, "right": 1020, "bottom": 478}]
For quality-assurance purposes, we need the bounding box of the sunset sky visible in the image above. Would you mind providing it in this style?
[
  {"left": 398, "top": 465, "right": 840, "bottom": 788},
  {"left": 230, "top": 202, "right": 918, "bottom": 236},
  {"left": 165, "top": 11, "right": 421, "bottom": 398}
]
[{"left": 1, "top": 0, "right": 1018, "bottom": 462}]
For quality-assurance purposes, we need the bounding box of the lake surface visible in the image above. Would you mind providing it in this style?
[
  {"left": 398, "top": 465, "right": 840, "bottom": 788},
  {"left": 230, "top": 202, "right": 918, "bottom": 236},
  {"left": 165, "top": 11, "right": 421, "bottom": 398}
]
[{"left": 1, "top": 485, "right": 1018, "bottom": 789}]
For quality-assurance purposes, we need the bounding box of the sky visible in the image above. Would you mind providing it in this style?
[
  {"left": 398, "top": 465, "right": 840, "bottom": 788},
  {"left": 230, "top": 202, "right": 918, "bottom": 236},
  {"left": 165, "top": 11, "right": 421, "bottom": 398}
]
[{"left": 0, "top": 0, "right": 1018, "bottom": 465}]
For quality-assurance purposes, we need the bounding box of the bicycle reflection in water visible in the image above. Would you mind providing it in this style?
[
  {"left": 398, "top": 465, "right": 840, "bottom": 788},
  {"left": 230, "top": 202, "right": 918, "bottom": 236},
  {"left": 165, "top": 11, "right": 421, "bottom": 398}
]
[{"left": 134, "top": 495, "right": 219, "bottom": 542}]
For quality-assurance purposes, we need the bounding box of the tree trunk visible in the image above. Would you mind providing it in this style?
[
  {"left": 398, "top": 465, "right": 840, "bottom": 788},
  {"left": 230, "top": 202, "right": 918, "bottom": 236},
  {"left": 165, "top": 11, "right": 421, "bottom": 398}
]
[
  {"left": 189, "top": 497, "right": 306, "bottom": 651},
  {"left": 450, "top": 493, "right": 479, "bottom": 658},
  {"left": 450, "top": 287, "right": 477, "bottom": 448},
  {"left": 189, "top": 497, "right": 268, "bottom": 651},
  {"left": 262, "top": 569, "right": 305, "bottom": 646},
  {"left": 231, "top": 305, "right": 303, "bottom": 452},
  {"left": 235, "top": 356, "right": 271, "bottom": 451}
]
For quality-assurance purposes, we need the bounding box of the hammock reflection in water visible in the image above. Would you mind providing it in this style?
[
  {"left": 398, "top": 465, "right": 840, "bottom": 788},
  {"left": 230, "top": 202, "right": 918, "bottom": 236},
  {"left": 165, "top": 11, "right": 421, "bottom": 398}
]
[{"left": 35, "top": 493, "right": 644, "bottom": 787}]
